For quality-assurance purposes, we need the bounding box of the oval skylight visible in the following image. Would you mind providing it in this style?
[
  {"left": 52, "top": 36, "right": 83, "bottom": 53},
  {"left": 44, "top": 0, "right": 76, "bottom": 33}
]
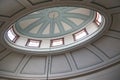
[{"left": 4, "top": 7, "right": 105, "bottom": 54}]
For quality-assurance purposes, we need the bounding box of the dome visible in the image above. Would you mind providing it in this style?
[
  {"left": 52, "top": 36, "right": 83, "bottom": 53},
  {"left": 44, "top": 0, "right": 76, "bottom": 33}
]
[
  {"left": 4, "top": 6, "right": 104, "bottom": 54},
  {"left": 15, "top": 7, "right": 94, "bottom": 38}
]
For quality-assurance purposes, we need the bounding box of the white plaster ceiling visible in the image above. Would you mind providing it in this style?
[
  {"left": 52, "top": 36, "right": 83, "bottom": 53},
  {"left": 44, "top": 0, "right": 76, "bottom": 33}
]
[{"left": 0, "top": 0, "right": 120, "bottom": 80}]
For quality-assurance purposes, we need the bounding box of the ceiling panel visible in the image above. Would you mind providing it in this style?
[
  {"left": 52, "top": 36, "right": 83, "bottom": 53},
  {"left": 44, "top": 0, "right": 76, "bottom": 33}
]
[
  {"left": 27, "top": 0, "right": 52, "bottom": 5},
  {"left": 92, "top": 0, "right": 120, "bottom": 9},
  {"left": 0, "top": 0, "right": 25, "bottom": 17}
]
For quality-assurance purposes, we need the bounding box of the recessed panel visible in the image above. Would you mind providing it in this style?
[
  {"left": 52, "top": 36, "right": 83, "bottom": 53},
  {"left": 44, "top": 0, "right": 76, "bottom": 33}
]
[
  {"left": 21, "top": 56, "right": 46, "bottom": 75},
  {"left": 93, "top": 36, "right": 120, "bottom": 58},
  {"left": 0, "top": 21, "right": 3, "bottom": 27},
  {"left": 93, "top": 0, "right": 120, "bottom": 9},
  {"left": 0, "top": 0, "right": 25, "bottom": 17},
  {"left": 0, "top": 44, "right": 5, "bottom": 53},
  {"left": 0, "top": 52, "right": 24, "bottom": 72},
  {"left": 111, "top": 14, "right": 120, "bottom": 31},
  {"left": 71, "top": 48, "right": 102, "bottom": 69},
  {"left": 50, "top": 54, "right": 71, "bottom": 74}
]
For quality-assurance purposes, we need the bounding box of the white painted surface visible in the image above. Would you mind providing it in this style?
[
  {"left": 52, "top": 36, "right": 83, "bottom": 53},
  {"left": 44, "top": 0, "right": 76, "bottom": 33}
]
[{"left": 16, "top": 37, "right": 27, "bottom": 46}]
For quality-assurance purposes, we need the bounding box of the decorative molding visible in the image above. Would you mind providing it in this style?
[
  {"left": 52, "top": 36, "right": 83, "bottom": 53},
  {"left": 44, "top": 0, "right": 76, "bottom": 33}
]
[
  {"left": 17, "top": 0, "right": 33, "bottom": 8},
  {"left": 46, "top": 55, "right": 51, "bottom": 79},
  {"left": 92, "top": 43, "right": 111, "bottom": 59},
  {"left": 105, "top": 31, "right": 120, "bottom": 39},
  {"left": 15, "top": 55, "right": 30, "bottom": 74},
  {"left": 0, "top": 49, "right": 11, "bottom": 61},
  {"left": 65, "top": 54, "right": 72, "bottom": 71},
  {"left": 0, "top": 17, "right": 9, "bottom": 22},
  {"left": 0, "top": 21, "right": 5, "bottom": 28},
  {"left": 91, "top": 1, "right": 120, "bottom": 9},
  {"left": 27, "top": 0, "right": 52, "bottom": 5},
  {"left": 109, "top": 29, "right": 120, "bottom": 33},
  {"left": 83, "top": 0, "right": 93, "bottom": 3},
  {"left": 108, "top": 7, "right": 120, "bottom": 14},
  {"left": 0, "top": 48, "right": 6, "bottom": 54},
  {"left": 60, "top": 0, "right": 83, "bottom": 1},
  {"left": 104, "top": 35, "right": 120, "bottom": 40},
  {"left": 65, "top": 52, "right": 77, "bottom": 71},
  {"left": 0, "top": 44, "right": 6, "bottom": 54}
]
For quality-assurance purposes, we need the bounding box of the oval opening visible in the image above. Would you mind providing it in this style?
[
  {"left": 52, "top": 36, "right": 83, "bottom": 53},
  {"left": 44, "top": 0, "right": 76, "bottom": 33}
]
[{"left": 4, "top": 6, "right": 105, "bottom": 54}]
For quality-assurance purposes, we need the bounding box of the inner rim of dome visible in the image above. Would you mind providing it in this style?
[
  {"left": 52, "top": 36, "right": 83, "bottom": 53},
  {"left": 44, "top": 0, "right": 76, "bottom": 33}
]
[{"left": 5, "top": 6, "right": 105, "bottom": 54}]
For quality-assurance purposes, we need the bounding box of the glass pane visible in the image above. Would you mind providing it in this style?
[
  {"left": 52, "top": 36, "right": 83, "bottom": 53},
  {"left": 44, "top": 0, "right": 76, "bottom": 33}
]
[
  {"left": 7, "top": 28, "right": 16, "bottom": 41},
  {"left": 75, "top": 30, "right": 87, "bottom": 40},
  {"left": 52, "top": 39, "right": 63, "bottom": 46},
  {"left": 96, "top": 12, "right": 102, "bottom": 25},
  {"left": 98, "top": 13, "right": 102, "bottom": 23},
  {"left": 28, "top": 40, "right": 40, "bottom": 47}
]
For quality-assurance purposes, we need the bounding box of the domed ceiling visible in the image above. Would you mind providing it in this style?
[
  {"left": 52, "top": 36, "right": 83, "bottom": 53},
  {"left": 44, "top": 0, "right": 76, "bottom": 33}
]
[
  {"left": 0, "top": 0, "right": 120, "bottom": 80},
  {"left": 15, "top": 7, "right": 94, "bottom": 38}
]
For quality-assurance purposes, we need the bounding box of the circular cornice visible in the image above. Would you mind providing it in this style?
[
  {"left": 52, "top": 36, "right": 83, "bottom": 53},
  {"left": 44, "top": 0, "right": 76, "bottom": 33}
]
[{"left": 4, "top": 7, "right": 105, "bottom": 55}]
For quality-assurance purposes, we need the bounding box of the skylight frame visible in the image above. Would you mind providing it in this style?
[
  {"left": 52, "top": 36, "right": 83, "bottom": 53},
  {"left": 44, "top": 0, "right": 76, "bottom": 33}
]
[
  {"left": 73, "top": 28, "right": 88, "bottom": 41},
  {"left": 7, "top": 27, "right": 19, "bottom": 43},
  {"left": 94, "top": 12, "right": 102, "bottom": 26},
  {"left": 26, "top": 39, "right": 41, "bottom": 47},
  {"left": 50, "top": 38, "right": 64, "bottom": 47},
  {"left": 4, "top": 9, "right": 105, "bottom": 54}
]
